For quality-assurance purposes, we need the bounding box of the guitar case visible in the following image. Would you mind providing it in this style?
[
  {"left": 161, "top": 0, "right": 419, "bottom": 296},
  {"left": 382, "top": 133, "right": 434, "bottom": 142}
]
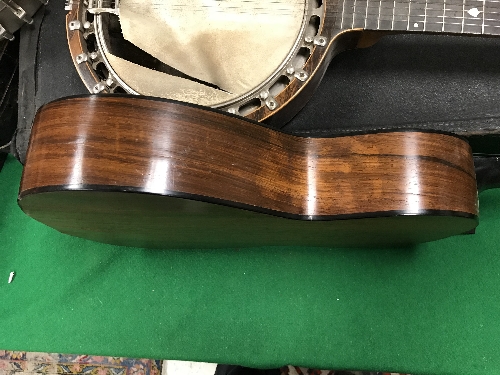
[
  {"left": 0, "top": 37, "right": 19, "bottom": 170},
  {"left": 13, "top": 1, "right": 500, "bottom": 165}
]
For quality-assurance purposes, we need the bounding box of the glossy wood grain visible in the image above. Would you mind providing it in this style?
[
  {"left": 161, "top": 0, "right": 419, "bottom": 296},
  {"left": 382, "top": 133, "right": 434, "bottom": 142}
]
[{"left": 19, "top": 95, "right": 479, "bottom": 248}]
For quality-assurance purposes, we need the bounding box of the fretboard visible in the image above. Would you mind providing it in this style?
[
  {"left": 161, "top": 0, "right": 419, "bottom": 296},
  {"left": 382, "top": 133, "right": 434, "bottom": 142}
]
[{"left": 333, "top": 0, "right": 500, "bottom": 36}]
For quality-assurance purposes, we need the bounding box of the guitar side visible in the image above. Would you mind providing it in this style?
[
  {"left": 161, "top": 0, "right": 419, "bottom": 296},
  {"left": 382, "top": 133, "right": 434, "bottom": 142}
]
[{"left": 18, "top": 95, "right": 478, "bottom": 248}]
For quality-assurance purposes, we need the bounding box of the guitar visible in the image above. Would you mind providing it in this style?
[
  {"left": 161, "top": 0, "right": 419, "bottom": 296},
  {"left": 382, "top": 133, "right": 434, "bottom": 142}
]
[
  {"left": 19, "top": 95, "right": 478, "bottom": 248},
  {"left": 66, "top": 0, "right": 500, "bottom": 126}
]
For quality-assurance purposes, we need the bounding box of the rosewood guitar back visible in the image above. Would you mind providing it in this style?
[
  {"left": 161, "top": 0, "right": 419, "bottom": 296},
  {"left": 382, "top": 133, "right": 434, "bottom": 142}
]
[{"left": 19, "top": 95, "right": 478, "bottom": 248}]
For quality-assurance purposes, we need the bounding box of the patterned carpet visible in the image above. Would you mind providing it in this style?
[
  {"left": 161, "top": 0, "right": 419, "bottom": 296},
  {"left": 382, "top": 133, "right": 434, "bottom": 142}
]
[
  {"left": 0, "top": 351, "right": 408, "bottom": 375},
  {"left": 0, "top": 351, "right": 162, "bottom": 375}
]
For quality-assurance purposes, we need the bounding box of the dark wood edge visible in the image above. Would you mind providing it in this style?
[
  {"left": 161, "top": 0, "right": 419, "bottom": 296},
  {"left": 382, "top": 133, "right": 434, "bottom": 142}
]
[{"left": 18, "top": 184, "right": 479, "bottom": 223}]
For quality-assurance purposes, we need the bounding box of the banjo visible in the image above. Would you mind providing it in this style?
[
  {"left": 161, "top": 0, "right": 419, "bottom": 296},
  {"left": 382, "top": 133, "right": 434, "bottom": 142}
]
[{"left": 66, "top": 0, "right": 500, "bottom": 125}]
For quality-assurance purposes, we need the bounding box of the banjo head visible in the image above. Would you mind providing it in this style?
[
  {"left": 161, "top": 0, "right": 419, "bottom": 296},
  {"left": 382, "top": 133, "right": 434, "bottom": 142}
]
[{"left": 66, "top": 0, "right": 329, "bottom": 121}]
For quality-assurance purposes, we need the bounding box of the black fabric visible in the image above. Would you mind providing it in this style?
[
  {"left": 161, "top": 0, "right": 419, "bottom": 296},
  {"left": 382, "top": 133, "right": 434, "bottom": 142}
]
[
  {"left": 15, "top": 4, "right": 87, "bottom": 163},
  {"left": 215, "top": 365, "right": 281, "bottom": 375},
  {"left": 475, "top": 155, "right": 500, "bottom": 192},
  {"left": 0, "top": 37, "right": 19, "bottom": 153},
  {"left": 282, "top": 34, "right": 500, "bottom": 155},
  {"left": 0, "top": 152, "right": 7, "bottom": 171},
  {"left": 15, "top": 7, "right": 44, "bottom": 163},
  {"left": 15, "top": 0, "right": 500, "bottom": 162}
]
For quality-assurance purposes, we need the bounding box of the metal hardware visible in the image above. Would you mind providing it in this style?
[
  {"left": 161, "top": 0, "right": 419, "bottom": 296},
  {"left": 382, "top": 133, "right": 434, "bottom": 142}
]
[
  {"left": 76, "top": 53, "right": 88, "bottom": 64},
  {"left": 87, "top": 0, "right": 119, "bottom": 15},
  {"left": 265, "top": 97, "right": 278, "bottom": 110},
  {"left": 295, "top": 70, "right": 308, "bottom": 81},
  {"left": 0, "top": 25, "right": 14, "bottom": 41},
  {"left": 313, "top": 36, "right": 327, "bottom": 47},
  {"left": 93, "top": 82, "right": 107, "bottom": 93},
  {"left": 0, "top": 0, "right": 33, "bottom": 23},
  {"left": 0, "top": 0, "right": 47, "bottom": 40},
  {"left": 69, "top": 20, "right": 82, "bottom": 31},
  {"left": 259, "top": 90, "right": 269, "bottom": 100}
]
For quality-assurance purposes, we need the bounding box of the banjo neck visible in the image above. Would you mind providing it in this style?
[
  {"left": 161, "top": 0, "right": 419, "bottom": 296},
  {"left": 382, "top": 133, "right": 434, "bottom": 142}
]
[{"left": 335, "top": 0, "right": 500, "bottom": 36}]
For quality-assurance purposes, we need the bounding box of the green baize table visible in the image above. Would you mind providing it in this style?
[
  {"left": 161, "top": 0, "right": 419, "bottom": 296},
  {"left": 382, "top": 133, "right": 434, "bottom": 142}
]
[{"left": 1, "top": 155, "right": 500, "bottom": 375}]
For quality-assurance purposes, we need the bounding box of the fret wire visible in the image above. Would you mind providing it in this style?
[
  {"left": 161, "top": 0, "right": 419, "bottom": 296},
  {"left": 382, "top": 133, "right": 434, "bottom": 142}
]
[
  {"left": 406, "top": 0, "right": 412, "bottom": 29},
  {"left": 333, "top": 12, "right": 498, "bottom": 22},
  {"left": 335, "top": 16, "right": 500, "bottom": 26},
  {"left": 337, "top": 0, "right": 500, "bottom": 35},
  {"left": 343, "top": 5, "right": 500, "bottom": 17},
  {"left": 359, "top": 0, "right": 494, "bottom": 7},
  {"left": 349, "top": 16, "right": 500, "bottom": 24},
  {"left": 377, "top": 0, "right": 382, "bottom": 29},
  {"left": 352, "top": 0, "right": 357, "bottom": 29},
  {"left": 343, "top": 6, "right": 481, "bottom": 17},
  {"left": 363, "top": 3, "right": 498, "bottom": 11},
  {"left": 362, "top": 5, "right": 461, "bottom": 14},
  {"left": 356, "top": 0, "right": 500, "bottom": 10},
  {"left": 332, "top": 18, "right": 500, "bottom": 28},
  {"left": 340, "top": 11, "right": 493, "bottom": 21},
  {"left": 483, "top": 0, "right": 486, "bottom": 33},
  {"left": 370, "top": 19, "right": 499, "bottom": 27},
  {"left": 340, "top": 0, "right": 346, "bottom": 29},
  {"left": 365, "top": 0, "right": 369, "bottom": 28},
  {"left": 442, "top": 0, "right": 446, "bottom": 31},
  {"left": 360, "top": 1, "right": 500, "bottom": 11},
  {"left": 391, "top": 0, "right": 395, "bottom": 29},
  {"left": 336, "top": 17, "right": 500, "bottom": 28}
]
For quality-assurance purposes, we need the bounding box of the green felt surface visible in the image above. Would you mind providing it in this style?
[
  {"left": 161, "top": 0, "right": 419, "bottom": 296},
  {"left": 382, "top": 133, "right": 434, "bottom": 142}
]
[{"left": 1, "top": 155, "right": 500, "bottom": 375}]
